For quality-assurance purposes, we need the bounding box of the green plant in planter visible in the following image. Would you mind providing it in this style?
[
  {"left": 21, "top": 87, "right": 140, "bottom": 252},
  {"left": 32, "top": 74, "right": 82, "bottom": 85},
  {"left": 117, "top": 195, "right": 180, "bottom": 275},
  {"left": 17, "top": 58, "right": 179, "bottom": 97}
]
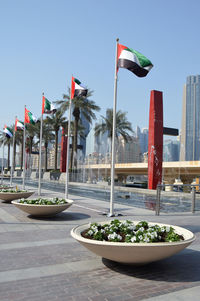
[
  {"left": 19, "top": 197, "right": 67, "bottom": 205},
  {"left": 0, "top": 189, "right": 27, "bottom": 193},
  {"left": 82, "top": 219, "right": 184, "bottom": 243}
]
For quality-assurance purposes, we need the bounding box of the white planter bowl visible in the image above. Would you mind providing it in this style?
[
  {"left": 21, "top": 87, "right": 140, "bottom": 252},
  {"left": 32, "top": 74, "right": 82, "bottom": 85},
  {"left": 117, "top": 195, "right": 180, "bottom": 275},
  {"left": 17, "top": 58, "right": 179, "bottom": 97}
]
[
  {"left": 11, "top": 199, "right": 73, "bottom": 216},
  {"left": 0, "top": 191, "right": 34, "bottom": 202},
  {"left": 71, "top": 221, "right": 195, "bottom": 264}
]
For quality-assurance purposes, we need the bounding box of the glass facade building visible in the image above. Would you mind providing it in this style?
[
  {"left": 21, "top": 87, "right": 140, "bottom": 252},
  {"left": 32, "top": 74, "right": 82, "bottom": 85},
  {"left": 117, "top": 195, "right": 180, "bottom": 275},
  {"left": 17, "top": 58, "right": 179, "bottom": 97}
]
[{"left": 180, "top": 75, "right": 200, "bottom": 161}]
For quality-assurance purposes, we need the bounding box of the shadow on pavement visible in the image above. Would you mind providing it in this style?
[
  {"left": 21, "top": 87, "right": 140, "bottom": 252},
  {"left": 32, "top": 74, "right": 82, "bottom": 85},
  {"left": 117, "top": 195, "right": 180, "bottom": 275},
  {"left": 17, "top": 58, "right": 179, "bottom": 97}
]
[
  {"left": 27, "top": 212, "right": 91, "bottom": 221},
  {"left": 102, "top": 249, "right": 200, "bottom": 282}
]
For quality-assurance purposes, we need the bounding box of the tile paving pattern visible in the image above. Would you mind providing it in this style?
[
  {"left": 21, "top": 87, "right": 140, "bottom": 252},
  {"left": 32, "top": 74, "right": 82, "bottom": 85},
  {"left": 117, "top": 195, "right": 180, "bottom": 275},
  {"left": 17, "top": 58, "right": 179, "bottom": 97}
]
[{"left": 0, "top": 186, "right": 200, "bottom": 300}]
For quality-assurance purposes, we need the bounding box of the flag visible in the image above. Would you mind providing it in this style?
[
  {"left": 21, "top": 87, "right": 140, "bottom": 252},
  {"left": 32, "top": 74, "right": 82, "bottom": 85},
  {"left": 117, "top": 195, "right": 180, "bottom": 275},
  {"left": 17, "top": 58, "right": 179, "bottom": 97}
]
[
  {"left": 117, "top": 44, "right": 153, "bottom": 77},
  {"left": 3, "top": 125, "right": 13, "bottom": 138},
  {"left": 25, "top": 108, "right": 37, "bottom": 124},
  {"left": 42, "top": 96, "right": 57, "bottom": 114},
  {"left": 71, "top": 77, "right": 88, "bottom": 99},
  {"left": 15, "top": 118, "right": 24, "bottom": 131}
]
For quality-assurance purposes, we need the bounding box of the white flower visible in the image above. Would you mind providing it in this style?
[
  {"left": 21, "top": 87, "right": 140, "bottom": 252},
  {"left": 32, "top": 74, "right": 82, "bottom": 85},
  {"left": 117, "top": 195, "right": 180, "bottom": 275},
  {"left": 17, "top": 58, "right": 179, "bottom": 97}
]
[
  {"left": 100, "top": 229, "right": 105, "bottom": 234},
  {"left": 87, "top": 230, "right": 94, "bottom": 236},
  {"left": 160, "top": 227, "right": 165, "bottom": 232},
  {"left": 138, "top": 235, "right": 143, "bottom": 241},
  {"left": 143, "top": 237, "right": 150, "bottom": 243},
  {"left": 91, "top": 225, "right": 98, "bottom": 232},
  {"left": 131, "top": 236, "right": 137, "bottom": 242},
  {"left": 108, "top": 233, "right": 122, "bottom": 241},
  {"left": 138, "top": 227, "right": 145, "bottom": 232},
  {"left": 108, "top": 232, "right": 117, "bottom": 240},
  {"left": 128, "top": 225, "right": 136, "bottom": 231},
  {"left": 165, "top": 226, "right": 170, "bottom": 232}
]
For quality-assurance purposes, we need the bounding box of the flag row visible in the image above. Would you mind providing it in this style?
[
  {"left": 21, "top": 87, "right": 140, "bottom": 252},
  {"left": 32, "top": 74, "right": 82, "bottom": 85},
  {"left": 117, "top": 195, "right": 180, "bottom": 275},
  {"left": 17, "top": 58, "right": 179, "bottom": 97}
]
[{"left": 2, "top": 42, "right": 153, "bottom": 137}]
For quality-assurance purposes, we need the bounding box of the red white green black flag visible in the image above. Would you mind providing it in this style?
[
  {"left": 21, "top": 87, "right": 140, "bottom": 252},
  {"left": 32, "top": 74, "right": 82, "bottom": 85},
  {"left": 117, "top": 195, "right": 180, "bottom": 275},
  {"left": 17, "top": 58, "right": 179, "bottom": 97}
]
[
  {"left": 71, "top": 77, "right": 88, "bottom": 99},
  {"left": 3, "top": 125, "right": 13, "bottom": 138},
  {"left": 117, "top": 44, "right": 153, "bottom": 77},
  {"left": 24, "top": 108, "right": 37, "bottom": 124},
  {"left": 42, "top": 96, "right": 56, "bottom": 114},
  {"left": 15, "top": 118, "right": 24, "bottom": 131}
]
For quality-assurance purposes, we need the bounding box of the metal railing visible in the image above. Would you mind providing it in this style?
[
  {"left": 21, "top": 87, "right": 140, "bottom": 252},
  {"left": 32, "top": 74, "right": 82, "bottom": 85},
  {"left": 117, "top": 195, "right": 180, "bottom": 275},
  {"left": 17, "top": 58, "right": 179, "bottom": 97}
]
[{"left": 155, "top": 184, "right": 198, "bottom": 215}]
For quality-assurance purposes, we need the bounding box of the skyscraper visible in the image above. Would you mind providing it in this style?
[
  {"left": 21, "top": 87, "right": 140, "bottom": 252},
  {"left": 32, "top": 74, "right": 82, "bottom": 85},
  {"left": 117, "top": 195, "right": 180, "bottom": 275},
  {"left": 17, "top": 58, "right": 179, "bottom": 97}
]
[{"left": 180, "top": 75, "right": 200, "bottom": 161}]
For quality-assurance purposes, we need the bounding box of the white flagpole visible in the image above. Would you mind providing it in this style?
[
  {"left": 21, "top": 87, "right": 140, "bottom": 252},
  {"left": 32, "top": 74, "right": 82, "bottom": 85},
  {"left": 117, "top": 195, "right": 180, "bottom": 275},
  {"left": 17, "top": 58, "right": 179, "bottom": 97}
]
[
  {"left": 1, "top": 139, "right": 5, "bottom": 185},
  {"left": 22, "top": 105, "right": 26, "bottom": 189},
  {"left": 65, "top": 89, "right": 72, "bottom": 199},
  {"left": 38, "top": 94, "right": 44, "bottom": 196},
  {"left": 10, "top": 117, "right": 16, "bottom": 186},
  {"left": 108, "top": 38, "right": 119, "bottom": 217}
]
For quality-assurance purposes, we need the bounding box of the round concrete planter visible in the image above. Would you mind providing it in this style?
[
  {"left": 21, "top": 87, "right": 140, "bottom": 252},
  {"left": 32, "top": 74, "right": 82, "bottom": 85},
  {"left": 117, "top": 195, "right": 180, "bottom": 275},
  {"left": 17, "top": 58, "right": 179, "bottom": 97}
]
[
  {"left": 71, "top": 221, "right": 195, "bottom": 264},
  {"left": 0, "top": 191, "right": 34, "bottom": 202},
  {"left": 11, "top": 199, "right": 73, "bottom": 216}
]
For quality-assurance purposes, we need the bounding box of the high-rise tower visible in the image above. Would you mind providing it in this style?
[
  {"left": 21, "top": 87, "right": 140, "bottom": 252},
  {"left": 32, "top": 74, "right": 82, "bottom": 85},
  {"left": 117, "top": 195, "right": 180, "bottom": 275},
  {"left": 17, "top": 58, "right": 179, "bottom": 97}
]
[{"left": 180, "top": 75, "right": 200, "bottom": 161}]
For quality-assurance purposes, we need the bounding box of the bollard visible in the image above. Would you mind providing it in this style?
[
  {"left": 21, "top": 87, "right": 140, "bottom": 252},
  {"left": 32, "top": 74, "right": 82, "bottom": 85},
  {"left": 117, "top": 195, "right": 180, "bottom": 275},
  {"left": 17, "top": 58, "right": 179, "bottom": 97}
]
[
  {"left": 191, "top": 186, "right": 196, "bottom": 214},
  {"left": 155, "top": 185, "right": 161, "bottom": 216}
]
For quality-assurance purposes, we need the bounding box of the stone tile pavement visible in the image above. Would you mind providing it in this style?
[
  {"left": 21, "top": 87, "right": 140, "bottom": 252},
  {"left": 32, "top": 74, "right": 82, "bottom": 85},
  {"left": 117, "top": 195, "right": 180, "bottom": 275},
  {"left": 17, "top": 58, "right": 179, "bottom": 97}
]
[{"left": 0, "top": 184, "right": 200, "bottom": 300}]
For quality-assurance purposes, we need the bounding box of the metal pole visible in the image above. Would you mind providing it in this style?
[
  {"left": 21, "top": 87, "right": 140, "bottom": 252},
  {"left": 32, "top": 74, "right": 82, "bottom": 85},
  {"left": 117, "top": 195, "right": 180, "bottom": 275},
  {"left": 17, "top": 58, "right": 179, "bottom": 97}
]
[
  {"left": 38, "top": 112, "right": 43, "bottom": 196},
  {"left": 65, "top": 90, "right": 72, "bottom": 199},
  {"left": 10, "top": 118, "right": 16, "bottom": 186},
  {"left": 1, "top": 140, "right": 5, "bottom": 185},
  {"left": 191, "top": 186, "right": 196, "bottom": 213},
  {"left": 22, "top": 105, "right": 26, "bottom": 190},
  {"left": 109, "top": 38, "right": 119, "bottom": 217},
  {"left": 156, "top": 184, "right": 161, "bottom": 216}
]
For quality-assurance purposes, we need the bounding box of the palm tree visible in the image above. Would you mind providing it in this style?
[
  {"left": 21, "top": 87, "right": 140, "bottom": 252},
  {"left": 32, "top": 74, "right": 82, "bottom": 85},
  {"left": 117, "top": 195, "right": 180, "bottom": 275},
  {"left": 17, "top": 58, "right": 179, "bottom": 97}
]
[
  {"left": 26, "top": 123, "right": 40, "bottom": 154},
  {"left": 0, "top": 129, "right": 13, "bottom": 171},
  {"left": 55, "top": 88, "right": 100, "bottom": 168},
  {"left": 46, "top": 111, "right": 66, "bottom": 170},
  {"left": 94, "top": 108, "right": 134, "bottom": 154},
  {"left": 41, "top": 119, "right": 55, "bottom": 171}
]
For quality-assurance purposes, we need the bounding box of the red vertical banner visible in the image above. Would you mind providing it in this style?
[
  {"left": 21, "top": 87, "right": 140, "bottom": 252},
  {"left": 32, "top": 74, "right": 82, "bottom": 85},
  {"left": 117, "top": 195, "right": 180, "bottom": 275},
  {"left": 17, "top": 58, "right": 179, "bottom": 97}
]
[
  {"left": 148, "top": 90, "right": 163, "bottom": 189},
  {"left": 60, "top": 127, "right": 68, "bottom": 172}
]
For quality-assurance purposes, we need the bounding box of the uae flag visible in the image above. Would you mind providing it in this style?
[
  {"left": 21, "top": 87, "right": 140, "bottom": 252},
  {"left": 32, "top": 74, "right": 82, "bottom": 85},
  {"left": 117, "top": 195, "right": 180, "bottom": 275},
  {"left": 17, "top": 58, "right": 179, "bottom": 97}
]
[
  {"left": 15, "top": 119, "right": 24, "bottom": 131},
  {"left": 117, "top": 44, "right": 153, "bottom": 77},
  {"left": 3, "top": 125, "right": 13, "bottom": 138},
  {"left": 42, "top": 96, "right": 56, "bottom": 114},
  {"left": 71, "top": 77, "right": 88, "bottom": 99},
  {"left": 25, "top": 108, "right": 37, "bottom": 124}
]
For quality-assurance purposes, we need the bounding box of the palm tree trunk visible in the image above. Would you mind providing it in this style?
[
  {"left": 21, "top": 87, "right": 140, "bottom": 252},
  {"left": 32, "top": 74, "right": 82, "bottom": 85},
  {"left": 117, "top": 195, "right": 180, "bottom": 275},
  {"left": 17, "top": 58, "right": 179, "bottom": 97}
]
[
  {"left": 70, "top": 136, "right": 74, "bottom": 170},
  {"left": 30, "top": 137, "right": 33, "bottom": 154},
  {"left": 20, "top": 140, "right": 23, "bottom": 170},
  {"left": 73, "top": 116, "right": 79, "bottom": 168},
  {"left": 45, "top": 142, "right": 48, "bottom": 171},
  {"left": 7, "top": 143, "right": 10, "bottom": 170},
  {"left": 54, "top": 130, "right": 58, "bottom": 170},
  {"left": 13, "top": 140, "right": 16, "bottom": 171}
]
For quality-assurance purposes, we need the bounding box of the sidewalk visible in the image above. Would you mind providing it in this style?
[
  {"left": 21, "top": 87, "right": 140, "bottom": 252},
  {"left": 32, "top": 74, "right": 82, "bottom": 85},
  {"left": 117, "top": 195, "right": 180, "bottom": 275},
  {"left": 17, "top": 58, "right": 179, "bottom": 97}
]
[{"left": 0, "top": 184, "right": 200, "bottom": 301}]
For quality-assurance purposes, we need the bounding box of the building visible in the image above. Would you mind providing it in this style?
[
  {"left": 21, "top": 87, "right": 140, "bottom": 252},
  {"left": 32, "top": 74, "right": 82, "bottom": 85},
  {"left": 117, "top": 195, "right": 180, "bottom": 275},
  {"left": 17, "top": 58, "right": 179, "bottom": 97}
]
[
  {"left": 116, "top": 136, "right": 141, "bottom": 163},
  {"left": 136, "top": 126, "right": 148, "bottom": 155},
  {"left": 180, "top": 75, "right": 200, "bottom": 161},
  {"left": 86, "top": 125, "right": 110, "bottom": 160},
  {"left": 163, "top": 139, "right": 180, "bottom": 162}
]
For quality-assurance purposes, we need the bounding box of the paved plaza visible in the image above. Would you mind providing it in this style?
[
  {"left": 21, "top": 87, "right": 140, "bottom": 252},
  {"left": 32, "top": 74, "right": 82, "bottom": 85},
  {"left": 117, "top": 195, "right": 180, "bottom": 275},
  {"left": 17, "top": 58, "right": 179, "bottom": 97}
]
[{"left": 1, "top": 184, "right": 200, "bottom": 301}]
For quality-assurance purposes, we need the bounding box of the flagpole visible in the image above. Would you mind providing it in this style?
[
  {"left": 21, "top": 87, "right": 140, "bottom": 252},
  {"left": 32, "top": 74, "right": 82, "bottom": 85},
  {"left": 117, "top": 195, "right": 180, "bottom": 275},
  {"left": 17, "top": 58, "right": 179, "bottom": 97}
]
[
  {"left": 10, "top": 117, "right": 16, "bottom": 186},
  {"left": 1, "top": 139, "right": 5, "bottom": 185},
  {"left": 65, "top": 89, "right": 72, "bottom": 199},
  {"left": 108, "top": 38, "right": 119, "bottom": 217},
  {"left": 22, "top": 105, "right": 26, "bottom": 189},
  {"left": 38, "top": 93, "right": 44, "bottom": 196}
]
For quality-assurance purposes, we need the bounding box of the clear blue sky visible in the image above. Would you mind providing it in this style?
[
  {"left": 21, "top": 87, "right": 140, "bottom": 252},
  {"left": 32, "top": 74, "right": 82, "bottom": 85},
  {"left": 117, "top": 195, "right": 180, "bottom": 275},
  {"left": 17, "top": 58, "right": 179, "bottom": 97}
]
[{"left": 1, "top": 0, "right": 200, "bottom": 143}]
